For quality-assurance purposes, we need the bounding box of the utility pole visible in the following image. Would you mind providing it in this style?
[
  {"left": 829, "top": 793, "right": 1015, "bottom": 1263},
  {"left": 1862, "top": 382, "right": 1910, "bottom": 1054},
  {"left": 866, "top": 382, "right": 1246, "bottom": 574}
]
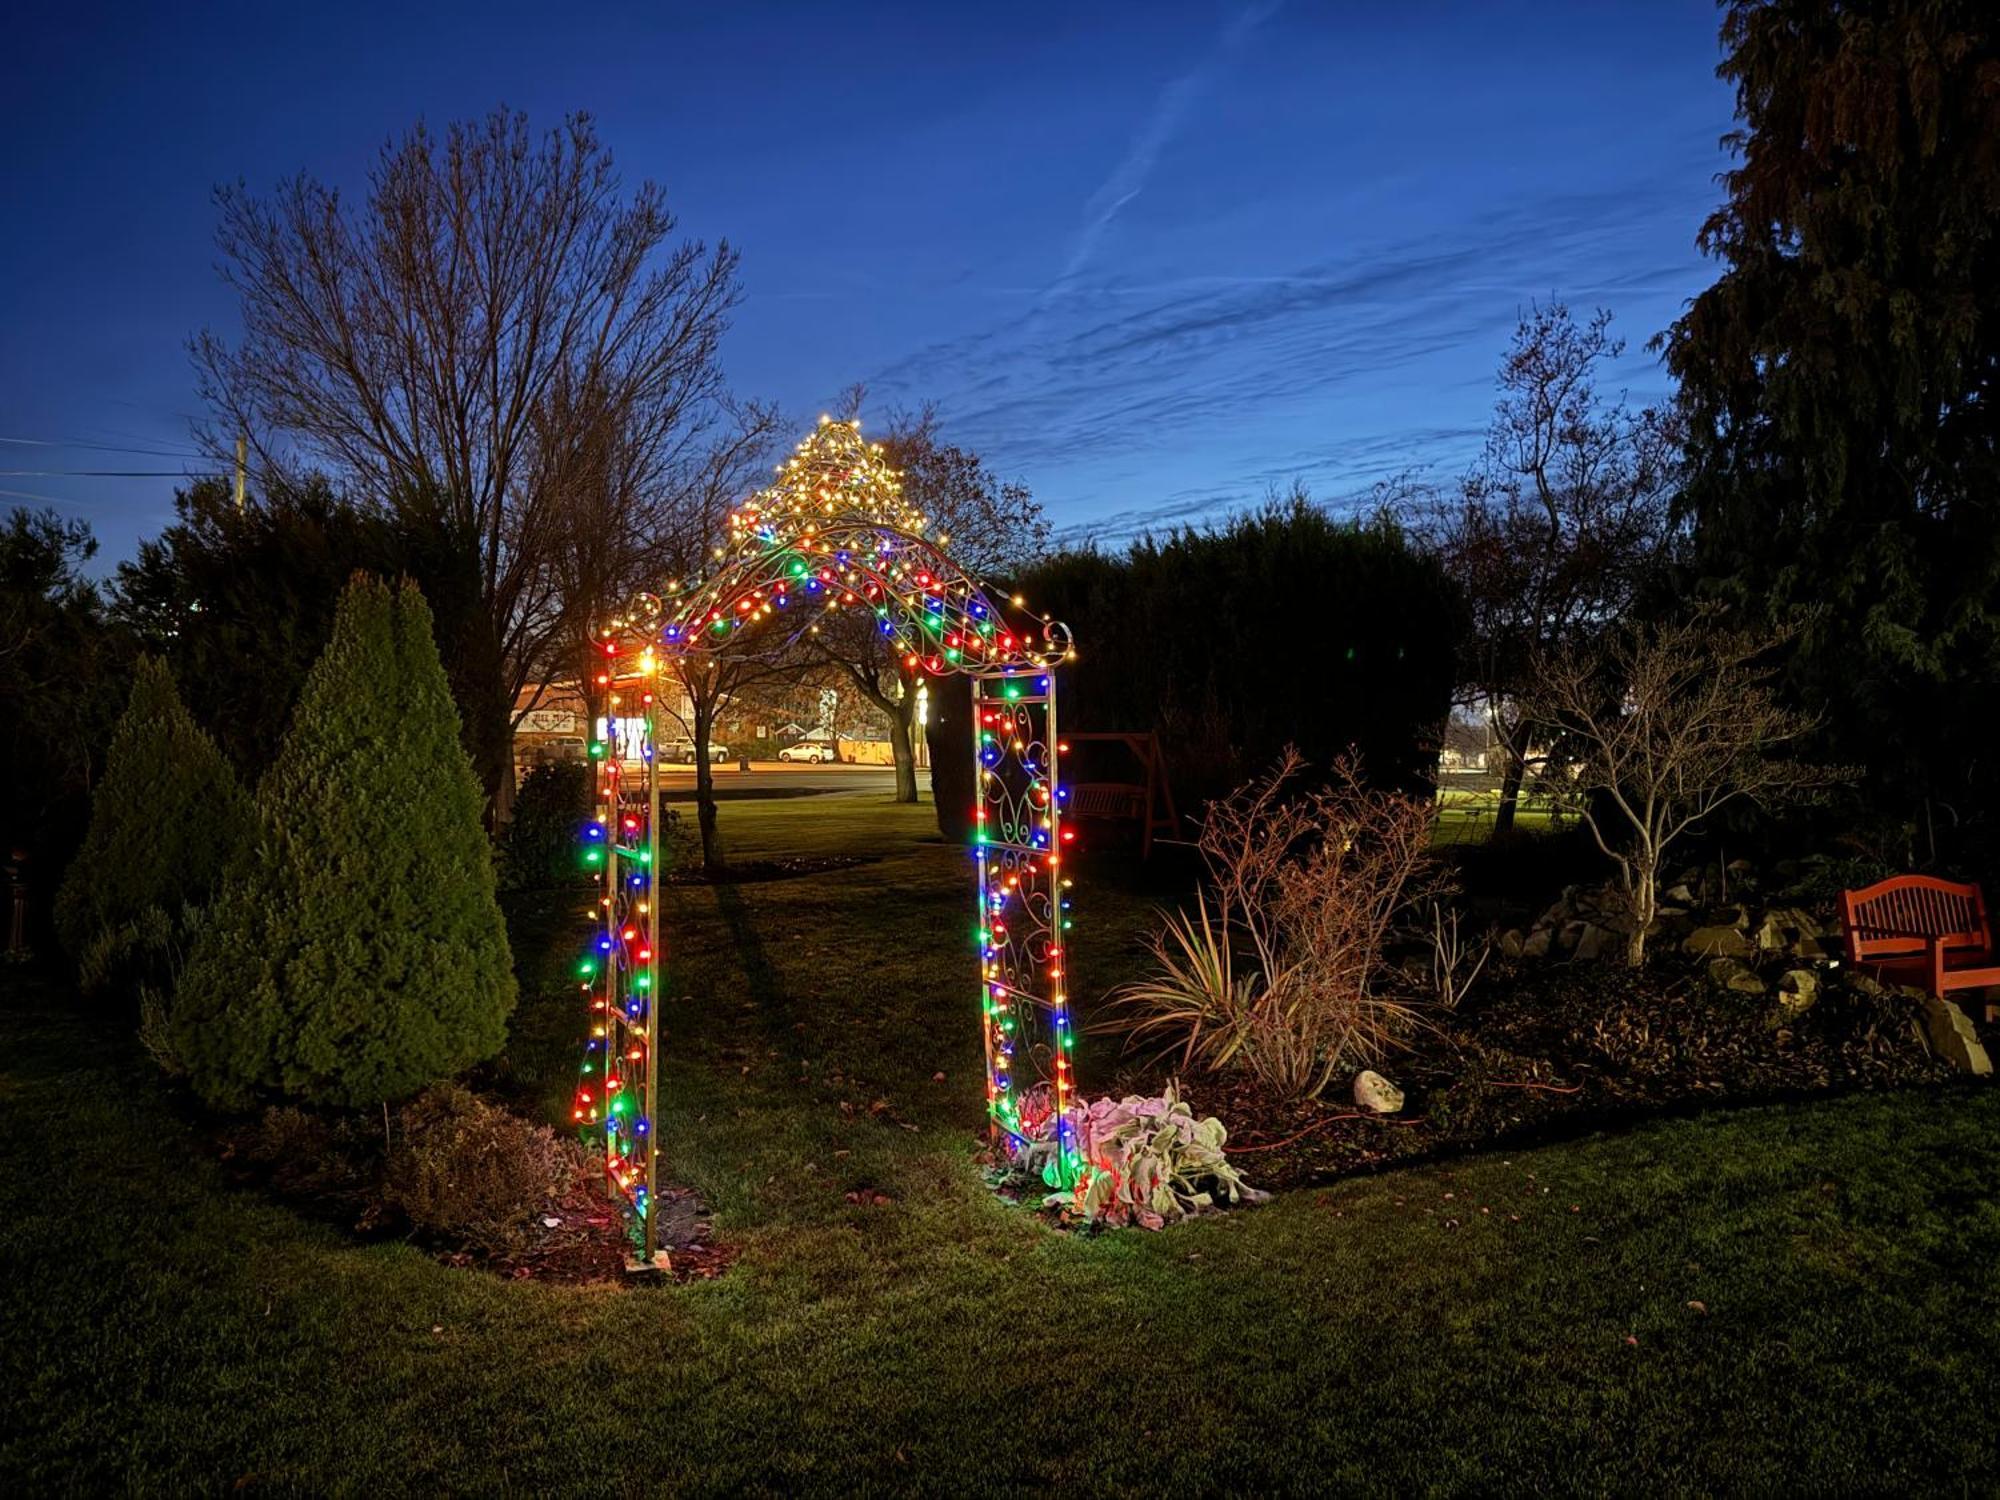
[{"left": 234, "top": 433, "right": 247, "bottom": 512}]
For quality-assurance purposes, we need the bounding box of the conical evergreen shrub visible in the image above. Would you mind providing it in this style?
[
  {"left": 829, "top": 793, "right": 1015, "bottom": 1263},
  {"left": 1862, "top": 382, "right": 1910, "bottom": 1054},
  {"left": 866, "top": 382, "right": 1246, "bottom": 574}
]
[
  {"left": 55, "top": 655, "right": 253, "bottom": 967},
  {"left": 175, "top": 574, "right": 516, "bottom": 1109}
]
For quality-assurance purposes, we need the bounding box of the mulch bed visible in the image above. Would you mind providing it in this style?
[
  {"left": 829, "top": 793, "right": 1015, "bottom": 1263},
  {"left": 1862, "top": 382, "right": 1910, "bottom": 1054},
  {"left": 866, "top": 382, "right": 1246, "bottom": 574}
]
[
  {"left": 448, "top": 1181, "right": 737, "bottom": 1285},
  {"left": 1114, "top": 958, "right": 1953, "bottom": 1194},
  {"left": 212, "top": 1116, "right": 733, "bottom": 1286}
]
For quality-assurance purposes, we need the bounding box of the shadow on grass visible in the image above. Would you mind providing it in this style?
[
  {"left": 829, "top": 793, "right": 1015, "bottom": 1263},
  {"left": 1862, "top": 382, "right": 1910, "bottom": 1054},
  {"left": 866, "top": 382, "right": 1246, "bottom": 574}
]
[{"left": 708, "top": 877, "right": 787, "bottom": 1022}]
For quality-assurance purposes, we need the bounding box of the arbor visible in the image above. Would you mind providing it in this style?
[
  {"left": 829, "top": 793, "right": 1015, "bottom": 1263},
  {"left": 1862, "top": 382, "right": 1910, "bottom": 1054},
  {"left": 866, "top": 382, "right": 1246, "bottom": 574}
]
[
  {"left": 193, "top": 108, "right": 744, "bottom": 815},
  {"left": 174, "top": 576, "right": 515, "bottom": 1109},
  {"left": 53, "top": 656, "right": 252, "bottom": 977},
  {"left": 1660, "top": 0, "right": 2000, "bottom": 854},
  {"left": 1403, "top": 304, "right": 1676, "bottom": 836},
  {"left": 1523, "top": 613, "right": 1842, "bottom": 966}
]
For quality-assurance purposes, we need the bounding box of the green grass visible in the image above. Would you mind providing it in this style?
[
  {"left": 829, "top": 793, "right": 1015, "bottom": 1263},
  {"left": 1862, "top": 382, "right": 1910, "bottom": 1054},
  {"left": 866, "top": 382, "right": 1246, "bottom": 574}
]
[
  {"left": 5, "top": 788, "right": 1999, "bottom": 1492},
  {"left": 1433, "top": 785, "right": 1560, "bottom": 844}
]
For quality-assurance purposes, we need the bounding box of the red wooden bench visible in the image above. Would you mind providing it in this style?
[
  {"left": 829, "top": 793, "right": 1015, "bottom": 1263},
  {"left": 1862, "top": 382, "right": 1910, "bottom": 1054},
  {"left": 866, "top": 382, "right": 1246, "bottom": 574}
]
[{"left": 1839, "top": 875, "right": 2000, "bottom": 1016}]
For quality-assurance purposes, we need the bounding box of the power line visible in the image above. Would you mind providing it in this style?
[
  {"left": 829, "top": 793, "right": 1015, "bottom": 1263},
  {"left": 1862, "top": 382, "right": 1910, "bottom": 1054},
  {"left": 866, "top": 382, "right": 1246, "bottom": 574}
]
[
  {"left": 0, "top": 487, "right": 115, "bottom": 507},
  {"left": 0, "top": 435, "right": 209, "bottom": 460},
  {"left": 0, "top": 469, "right": 213, "bottom": 478}
]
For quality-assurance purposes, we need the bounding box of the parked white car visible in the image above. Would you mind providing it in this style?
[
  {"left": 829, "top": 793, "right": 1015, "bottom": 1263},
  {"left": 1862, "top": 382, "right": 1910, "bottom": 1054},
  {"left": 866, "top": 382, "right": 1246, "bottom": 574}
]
[
  {"left": 662, "top": 738, "right": 730, "bottom": 764},
  {"left": 778, "top": 741, "right": 835, "bottom": 763}
]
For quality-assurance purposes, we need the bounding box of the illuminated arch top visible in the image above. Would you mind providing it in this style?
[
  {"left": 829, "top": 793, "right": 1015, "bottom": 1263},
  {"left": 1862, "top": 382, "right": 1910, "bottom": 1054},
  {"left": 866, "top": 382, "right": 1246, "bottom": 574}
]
[
  {"left": 617, "top": 416, "right": 1072, "bottom": 677},
  {"left": 575, "top": 418, "right": 1083, "bottom": 1268}
]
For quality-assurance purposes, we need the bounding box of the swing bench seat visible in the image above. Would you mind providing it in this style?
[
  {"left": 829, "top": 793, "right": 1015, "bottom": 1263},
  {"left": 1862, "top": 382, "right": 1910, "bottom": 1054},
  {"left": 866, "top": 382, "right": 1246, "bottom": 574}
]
[{"left": 1839, "top": 875, "right": 2000, "bottom": 1017}]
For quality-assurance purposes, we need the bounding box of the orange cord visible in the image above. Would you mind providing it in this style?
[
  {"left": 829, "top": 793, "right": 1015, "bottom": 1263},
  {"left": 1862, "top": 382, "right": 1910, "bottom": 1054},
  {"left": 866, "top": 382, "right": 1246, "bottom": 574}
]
[{"left": 1225, "top": 1111, "right": 1428, "bottom": 1154}]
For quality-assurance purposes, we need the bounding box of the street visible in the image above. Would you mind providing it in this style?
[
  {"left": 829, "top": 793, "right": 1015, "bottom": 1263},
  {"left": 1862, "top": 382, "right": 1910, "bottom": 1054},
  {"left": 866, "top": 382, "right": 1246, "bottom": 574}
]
[{"left": 651, "top": 761, "right": 903, "bottom": 799}]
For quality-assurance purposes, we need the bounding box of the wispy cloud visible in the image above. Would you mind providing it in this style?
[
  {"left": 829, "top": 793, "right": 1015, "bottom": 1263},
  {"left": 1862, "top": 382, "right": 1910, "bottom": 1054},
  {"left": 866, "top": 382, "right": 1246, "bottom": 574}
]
[
  {"left": 1050, "top": 1, "right": 1283, "bottom": 295},
  {"left": 854, "top": 64, "right": 1714, "bottom": 549}
]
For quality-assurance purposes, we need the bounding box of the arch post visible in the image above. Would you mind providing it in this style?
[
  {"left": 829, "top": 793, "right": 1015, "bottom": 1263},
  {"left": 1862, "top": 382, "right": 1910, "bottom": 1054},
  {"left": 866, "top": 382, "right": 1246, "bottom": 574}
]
[{"left": 972, "top": 669, "right": 1080, "bottom": 1188}]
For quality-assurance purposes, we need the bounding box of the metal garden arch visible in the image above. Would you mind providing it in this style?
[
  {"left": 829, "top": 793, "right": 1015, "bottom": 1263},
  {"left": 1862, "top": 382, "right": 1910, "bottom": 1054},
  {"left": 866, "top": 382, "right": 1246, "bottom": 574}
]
[{"left": 572, "top": 418, "right": 1079, "bottom": 1265}]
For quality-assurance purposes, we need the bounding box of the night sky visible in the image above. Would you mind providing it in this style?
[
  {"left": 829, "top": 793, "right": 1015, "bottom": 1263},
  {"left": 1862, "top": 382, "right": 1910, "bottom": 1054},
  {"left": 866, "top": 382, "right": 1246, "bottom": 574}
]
[{"left": 1, "top": 1, "right": 1734, "bottom": 565}]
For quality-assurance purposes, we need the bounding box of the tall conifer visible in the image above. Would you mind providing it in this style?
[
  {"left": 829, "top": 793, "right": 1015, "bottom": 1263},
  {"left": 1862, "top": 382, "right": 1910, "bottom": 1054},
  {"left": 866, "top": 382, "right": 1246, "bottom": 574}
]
[
  {"left": 176, "top": 575, "right": 515, "bottom": 1108},
  {"left": 55, "top": 655, "right": 253, "bottom": 970}
]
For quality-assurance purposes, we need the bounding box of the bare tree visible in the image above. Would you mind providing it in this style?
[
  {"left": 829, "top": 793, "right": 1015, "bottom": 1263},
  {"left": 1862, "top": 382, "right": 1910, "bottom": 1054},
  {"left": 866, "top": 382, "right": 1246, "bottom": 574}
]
[
  {"left": 193, "top": 108, "right": 742, "bottom": 815},
  {"left": 810, "top": 403, "right": 1049, "bottom": 802},
  {"left": 1523, "top": 612, "right": 1846, "bottom": 966},
  {"left": 1400, "top": 304, "right": 1677, "bottom": 836},
  {"left": 641, "top": 410, "right": 794, "bottom": 873}
]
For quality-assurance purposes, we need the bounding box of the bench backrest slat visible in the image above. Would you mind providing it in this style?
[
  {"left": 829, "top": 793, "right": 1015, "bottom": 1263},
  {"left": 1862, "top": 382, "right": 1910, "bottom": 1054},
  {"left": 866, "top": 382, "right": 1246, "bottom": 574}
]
[
  {"left": 1069, "top": 782, "right": 1147, "bottom": 820},
  {"left": 1839, "top": 875, "right": 1989, "bottom": 964}
]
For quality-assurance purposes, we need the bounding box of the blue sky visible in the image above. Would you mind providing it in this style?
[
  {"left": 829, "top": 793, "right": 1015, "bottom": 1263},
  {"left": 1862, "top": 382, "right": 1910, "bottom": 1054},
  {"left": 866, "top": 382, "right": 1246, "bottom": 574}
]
[{"left": 0, "top": 1, "right": 1735, "bottom": 564}]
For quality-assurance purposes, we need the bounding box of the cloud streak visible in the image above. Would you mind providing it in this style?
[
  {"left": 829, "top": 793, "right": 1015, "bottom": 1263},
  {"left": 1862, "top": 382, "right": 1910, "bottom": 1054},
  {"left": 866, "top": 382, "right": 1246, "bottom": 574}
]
[
  {"left": 1051, "top": 1, "right": 1283, "bottom": 294},
  {"left": 865, "top": 161, "right": 1709, "bottom": 546}
]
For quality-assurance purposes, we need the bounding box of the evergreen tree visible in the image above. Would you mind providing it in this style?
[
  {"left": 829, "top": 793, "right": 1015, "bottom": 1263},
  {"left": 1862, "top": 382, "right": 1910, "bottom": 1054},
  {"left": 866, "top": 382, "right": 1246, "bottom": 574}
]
[
  {"left": 174, "top": 575, "right": 516, "bottom": 1109},
  {"left": 53, "top": 655, "right": 252, "bottom": 974},
  {"left": 1660, "top": 0, "right": 2000, "bottom": 850}
]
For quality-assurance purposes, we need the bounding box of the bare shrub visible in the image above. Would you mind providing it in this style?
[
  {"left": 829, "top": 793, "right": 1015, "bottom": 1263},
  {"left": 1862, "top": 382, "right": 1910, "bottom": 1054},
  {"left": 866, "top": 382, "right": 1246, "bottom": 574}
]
[
  {"left": 1523, "top": 610, "right": 1850, "bottom": 965},
  {"left": 384, "top": 1084, "right": 585, "bottom": 1254},
  {"left": 1106, "top": 749, "right": 1451, "bottom": 1100},
  {"left": 1425, "top": 902, "right": 1491, "bottom": 1012}
]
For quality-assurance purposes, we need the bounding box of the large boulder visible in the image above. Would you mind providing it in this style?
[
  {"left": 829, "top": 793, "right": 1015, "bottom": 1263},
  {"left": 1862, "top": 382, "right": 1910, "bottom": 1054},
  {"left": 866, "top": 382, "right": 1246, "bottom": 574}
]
[
  {"left": 1918, "top": 994, "right": 1993, "bottom": 1077},
  {"left": 1685, "top": 925, "right": 1755, "bottom": 960},
  {"left": 1572, "top": 923, "right": 1614, "bottom": 962},
  {"left": 1708, "top": 956, "right": 1767, "bottom": 995}
]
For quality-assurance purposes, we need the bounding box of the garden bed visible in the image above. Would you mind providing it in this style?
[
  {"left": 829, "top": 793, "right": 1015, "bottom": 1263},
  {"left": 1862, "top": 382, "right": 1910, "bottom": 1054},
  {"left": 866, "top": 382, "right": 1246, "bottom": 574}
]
[
  {"left": 1124, "top": 956, "right": 1953, "bottom": 1193},
  {"left": 210, "top": 1096, "right": 729, "bottom": 1285}
]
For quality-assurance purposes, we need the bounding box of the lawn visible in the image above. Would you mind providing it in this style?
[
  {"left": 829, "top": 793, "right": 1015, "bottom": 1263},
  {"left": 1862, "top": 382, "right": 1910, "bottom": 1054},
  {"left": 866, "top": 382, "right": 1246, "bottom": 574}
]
[
  {"left": 4, "top": 791, "right": 1999, "bottom": 1492},
  {"left": 1433, "top": 784, "right": 1561, "bottom": 843}
]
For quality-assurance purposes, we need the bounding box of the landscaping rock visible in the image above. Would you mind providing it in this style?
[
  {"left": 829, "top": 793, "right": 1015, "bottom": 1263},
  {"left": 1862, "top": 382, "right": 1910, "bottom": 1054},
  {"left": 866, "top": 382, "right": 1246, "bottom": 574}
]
[
  {"left": 1664, "top": 883, "right": 1696, "bottom": 907},
  {"left": 1754, "top": 913, "right": 1787, "bottom": 953},
  {"left": 1773, "top": 968, "right": 1820, "bottom": 1020},
  {"left": 1572, "top": 923, "right": 1613, "bottom": 962},
  {"left": 1918, "top": 994, "right": 1993, "bottom": 1077},
  {"left": 1845, "top": 971, "right": 1890, "bottom": 1001},
  {"left": 1778, "top": 906, "right": 1830, "bottom": 939},
  {"left": 1707, "top": 956, "right": 1767, "bottom": 995},
  {"left": 1685, "top": 925, "right": 1755, "bottom": 960},
  {"left": 1497, "top": 929, "right": 1524, "bottom": 960},
  {"left": 1521, "top": 928, "right": 1552, "bottom": 959},
  {"left": 1354, "top": 1070, "right": 1405, "bottom": 1114}
]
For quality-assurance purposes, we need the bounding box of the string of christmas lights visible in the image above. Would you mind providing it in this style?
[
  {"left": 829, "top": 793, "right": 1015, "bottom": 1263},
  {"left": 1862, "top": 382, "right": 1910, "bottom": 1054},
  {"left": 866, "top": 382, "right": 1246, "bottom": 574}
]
[{"left": 572, "top": 418, "right": 1085, "bottom": 1255}]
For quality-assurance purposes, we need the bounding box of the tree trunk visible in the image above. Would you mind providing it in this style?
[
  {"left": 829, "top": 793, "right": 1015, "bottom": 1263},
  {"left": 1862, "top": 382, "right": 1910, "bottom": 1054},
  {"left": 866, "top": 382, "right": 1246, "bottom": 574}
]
[
  {"left": 888, "top": 686, "right": 920, "bottom": 804},
  {"left": 823, "top": 647, "right": 921, "bottom": 804},
  {"left": 925, "top": 678, "right": 975, "bottom": 842},
  {"left": 1624, "top": 861, "right": 1656, "bottom": 967},
  {"left": 1493, "top": 741, "right": 1525, "bottom": 838},
  {"left": 692, "top": 693, "right": 721, "bottom": 873}
]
